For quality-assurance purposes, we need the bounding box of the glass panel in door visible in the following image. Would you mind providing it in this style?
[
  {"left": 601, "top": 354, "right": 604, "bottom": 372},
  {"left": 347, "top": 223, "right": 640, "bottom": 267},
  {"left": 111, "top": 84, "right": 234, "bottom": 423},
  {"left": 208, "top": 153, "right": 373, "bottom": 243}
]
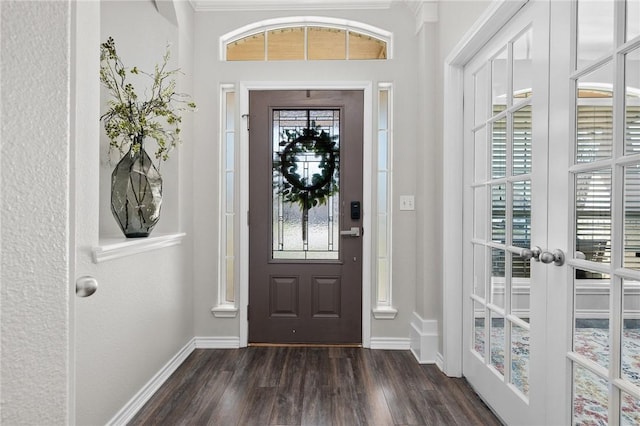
[
  {"left": 271, "top": 109, "right": 340, "bottom": 260},
  {"left": 568, "top": 2, "right": 640, "bottom": 424}
]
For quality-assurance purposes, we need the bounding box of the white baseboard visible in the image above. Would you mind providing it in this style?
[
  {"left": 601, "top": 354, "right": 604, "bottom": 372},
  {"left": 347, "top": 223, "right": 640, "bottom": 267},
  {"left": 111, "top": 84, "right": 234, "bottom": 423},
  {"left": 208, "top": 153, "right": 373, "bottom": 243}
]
[
  {"left": 410, "top": 311, "right": 439, "bottom": 364},
  {"left": 370, "top": 337, "right": 411, "bottom": 350},
  {"left": 435, "top": 352, "right": 444, "bottom": 371},
  {"left": 107, "top": 338, "right": 196, "bottom": 426},
  {"left": 107, "top": 336, "right": 242, "bottom": 425},
  {"left": 194, "top": 336, "right": 241, "bottom": 348}
]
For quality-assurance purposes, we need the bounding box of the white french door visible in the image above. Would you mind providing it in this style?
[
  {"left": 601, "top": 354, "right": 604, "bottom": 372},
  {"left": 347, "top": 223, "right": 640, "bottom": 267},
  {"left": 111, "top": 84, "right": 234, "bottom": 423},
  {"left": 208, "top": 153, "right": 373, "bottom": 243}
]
[
  {"left": 462, "top": 2, "right": 551, "bottom": 424},
  {"left": 462, "top": 1, "right": 640, "bottom": 425},
  {"left": 558, "top": 0, "right": 640, "bottom": 424}
]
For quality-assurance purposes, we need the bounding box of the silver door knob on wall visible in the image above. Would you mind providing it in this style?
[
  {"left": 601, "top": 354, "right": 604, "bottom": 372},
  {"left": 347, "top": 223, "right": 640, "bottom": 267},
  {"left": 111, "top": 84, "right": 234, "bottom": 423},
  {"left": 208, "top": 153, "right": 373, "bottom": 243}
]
[
  {"left": 76, "top": 276, "right": 98, "bottom": 297},
  {"left": 540, "top": 249, "right": 565, "bottom": 266}
]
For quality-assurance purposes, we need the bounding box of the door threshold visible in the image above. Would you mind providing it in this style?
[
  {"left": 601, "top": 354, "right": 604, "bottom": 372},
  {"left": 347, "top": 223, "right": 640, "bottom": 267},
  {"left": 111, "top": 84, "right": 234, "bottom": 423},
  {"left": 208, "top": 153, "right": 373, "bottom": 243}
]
[{"left": 248, "top": 343, "right": 362, "bottom": 348}]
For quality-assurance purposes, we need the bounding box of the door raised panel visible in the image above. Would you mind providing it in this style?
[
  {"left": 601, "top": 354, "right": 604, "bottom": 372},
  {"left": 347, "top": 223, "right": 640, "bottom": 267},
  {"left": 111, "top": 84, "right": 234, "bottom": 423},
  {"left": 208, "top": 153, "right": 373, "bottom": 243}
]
[
  {"left": 269, "top": 276, "right": 299, "bottom": 318},
  {"left": 311, "top": 276, "right": 341, "bottom": 318}
]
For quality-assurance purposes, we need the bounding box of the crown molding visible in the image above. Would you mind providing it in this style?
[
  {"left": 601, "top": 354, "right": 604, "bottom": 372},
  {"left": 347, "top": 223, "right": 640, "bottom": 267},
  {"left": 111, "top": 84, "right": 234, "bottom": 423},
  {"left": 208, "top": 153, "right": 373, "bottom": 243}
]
[
  {"left": 189, "top": 0, "right": 393, "bottom": 12},
  {"left": 405, "top": 0, "right": 438, "bottom": 32}
]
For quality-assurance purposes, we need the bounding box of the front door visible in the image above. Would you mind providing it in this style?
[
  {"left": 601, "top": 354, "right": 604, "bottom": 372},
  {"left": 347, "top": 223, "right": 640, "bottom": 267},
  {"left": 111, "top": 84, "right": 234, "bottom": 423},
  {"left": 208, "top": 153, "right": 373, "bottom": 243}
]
[{"left": 248, "top": 90, "right": 364, "bottom": 344}]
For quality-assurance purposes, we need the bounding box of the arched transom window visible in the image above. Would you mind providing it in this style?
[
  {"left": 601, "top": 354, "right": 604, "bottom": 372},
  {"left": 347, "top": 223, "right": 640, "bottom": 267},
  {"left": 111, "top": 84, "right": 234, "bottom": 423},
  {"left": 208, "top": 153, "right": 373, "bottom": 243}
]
[{"left": 221, "top": 17, "right": 392, "bottom": 61}]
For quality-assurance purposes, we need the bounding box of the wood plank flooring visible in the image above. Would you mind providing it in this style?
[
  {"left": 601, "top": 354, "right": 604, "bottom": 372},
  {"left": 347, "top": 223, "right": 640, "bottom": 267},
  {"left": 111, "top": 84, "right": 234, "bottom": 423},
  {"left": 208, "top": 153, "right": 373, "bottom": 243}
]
[{"left": 129, "top": 347, "right": 501, "bottom": 426}]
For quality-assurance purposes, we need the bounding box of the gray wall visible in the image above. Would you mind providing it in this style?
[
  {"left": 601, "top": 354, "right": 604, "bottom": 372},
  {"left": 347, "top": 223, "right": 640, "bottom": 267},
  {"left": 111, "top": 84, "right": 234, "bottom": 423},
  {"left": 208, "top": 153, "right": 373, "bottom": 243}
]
[
  {"left": 191, "top": 3, "right": 423, "bottom": 340},
  {"left": 73, "top": 1, "right": 196, "bottom": 424}
]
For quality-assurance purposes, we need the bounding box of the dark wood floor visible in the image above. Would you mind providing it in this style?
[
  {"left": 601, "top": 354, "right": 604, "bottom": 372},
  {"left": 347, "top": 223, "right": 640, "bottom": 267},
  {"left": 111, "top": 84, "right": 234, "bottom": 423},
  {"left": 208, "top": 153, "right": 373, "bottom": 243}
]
[{"left": 129, "top": 347, "right": 501, "bottom": 426}]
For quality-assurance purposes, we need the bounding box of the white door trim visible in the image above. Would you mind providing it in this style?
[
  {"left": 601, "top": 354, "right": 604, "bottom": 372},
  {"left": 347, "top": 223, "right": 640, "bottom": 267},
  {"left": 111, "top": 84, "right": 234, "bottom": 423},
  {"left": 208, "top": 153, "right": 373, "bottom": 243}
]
[
  {"left": 442, "top": 0, "right": 529, "bottom": 377},
  {"left": 238, "top": 81, "right": 373, "bottom": 348}
]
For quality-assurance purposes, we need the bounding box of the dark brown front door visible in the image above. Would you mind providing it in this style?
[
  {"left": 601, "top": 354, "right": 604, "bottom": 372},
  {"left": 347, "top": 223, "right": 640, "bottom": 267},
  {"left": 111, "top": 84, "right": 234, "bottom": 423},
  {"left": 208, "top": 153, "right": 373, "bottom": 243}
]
[{"left": 248, "top": 90, "right": 363, "bottom": 344}]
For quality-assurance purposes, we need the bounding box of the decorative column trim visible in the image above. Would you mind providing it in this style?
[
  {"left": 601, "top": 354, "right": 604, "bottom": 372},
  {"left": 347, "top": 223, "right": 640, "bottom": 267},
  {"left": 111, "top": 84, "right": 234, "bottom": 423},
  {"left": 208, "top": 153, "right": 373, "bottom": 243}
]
[
  {"left": 403, "top": 1, "right": 438, "bottom": 33},
  {"left": 410, "top": 312, "right": 439, "bottom": 364}
]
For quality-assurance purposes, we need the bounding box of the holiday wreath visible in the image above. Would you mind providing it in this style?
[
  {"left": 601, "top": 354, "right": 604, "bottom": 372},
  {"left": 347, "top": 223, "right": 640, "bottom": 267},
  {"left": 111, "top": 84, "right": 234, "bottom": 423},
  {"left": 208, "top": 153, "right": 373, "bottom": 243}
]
[{"left": 274, "top": 127, "right": 339, "bottom": 211}]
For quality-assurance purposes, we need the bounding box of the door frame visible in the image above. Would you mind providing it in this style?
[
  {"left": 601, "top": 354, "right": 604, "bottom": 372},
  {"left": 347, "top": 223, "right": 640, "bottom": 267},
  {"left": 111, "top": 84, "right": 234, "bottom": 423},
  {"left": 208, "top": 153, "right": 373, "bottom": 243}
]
[
  {"left": 238, "top": 81, "right": 373, "bottom": 348},
  {"left": 442, "top": 0, "right": 529, "bottom": 377}
]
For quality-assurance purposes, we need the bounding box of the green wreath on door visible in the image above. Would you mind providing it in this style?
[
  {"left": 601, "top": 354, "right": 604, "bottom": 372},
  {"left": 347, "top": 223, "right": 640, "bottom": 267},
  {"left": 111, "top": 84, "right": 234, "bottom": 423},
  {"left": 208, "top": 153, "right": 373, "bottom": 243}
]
[{"left": 274, "top": 127, "right": 339, "bottom": 211}]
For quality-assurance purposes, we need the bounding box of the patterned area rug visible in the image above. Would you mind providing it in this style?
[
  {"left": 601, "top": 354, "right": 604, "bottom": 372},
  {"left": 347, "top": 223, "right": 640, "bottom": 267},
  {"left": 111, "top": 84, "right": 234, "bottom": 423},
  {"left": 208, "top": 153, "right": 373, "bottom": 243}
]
[
  {"left": 573, "top": 327, "right": 640, "bottom": 425},
  {"left": 474, "top": 323, "right": 640, "bottom": 425}
]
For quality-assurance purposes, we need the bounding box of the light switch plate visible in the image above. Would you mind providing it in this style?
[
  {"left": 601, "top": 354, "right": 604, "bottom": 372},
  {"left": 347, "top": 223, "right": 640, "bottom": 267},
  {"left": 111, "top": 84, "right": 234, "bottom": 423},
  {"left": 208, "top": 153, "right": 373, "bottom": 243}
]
[{"left": 399, "top": 195, "right": 415, "bottom": 211}]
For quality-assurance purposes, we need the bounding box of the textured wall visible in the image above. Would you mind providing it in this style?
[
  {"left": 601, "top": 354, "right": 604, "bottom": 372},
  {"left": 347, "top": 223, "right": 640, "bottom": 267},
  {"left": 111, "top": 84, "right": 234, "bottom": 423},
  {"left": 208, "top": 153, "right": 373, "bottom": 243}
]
[{"left": 1, "top": 1, "right": 71, "bottom": 424}]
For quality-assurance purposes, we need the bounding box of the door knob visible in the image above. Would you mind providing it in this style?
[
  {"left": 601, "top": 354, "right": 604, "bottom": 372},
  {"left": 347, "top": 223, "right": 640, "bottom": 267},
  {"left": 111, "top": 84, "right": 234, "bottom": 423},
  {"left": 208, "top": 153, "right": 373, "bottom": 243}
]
[
  {"left": 520, "top": 246, "right": 541, "bottom": 261},
  {"left": 540, "top": 249, "right": 565, "bottom": 266},
  {"left": 76, "top": 276, "right": 98, "bottom": 297}
]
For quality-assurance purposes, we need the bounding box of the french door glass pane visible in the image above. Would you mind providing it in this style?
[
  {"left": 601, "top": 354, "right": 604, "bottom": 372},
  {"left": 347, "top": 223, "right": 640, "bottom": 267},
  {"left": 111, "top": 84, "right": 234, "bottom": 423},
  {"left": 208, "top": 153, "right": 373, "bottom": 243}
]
[
  {"left": 474, "top": 187, "right": 487, "bottom": 240},
  {"left": 475, "top": 64, "right": 490, "bottom": 125},
  {"left": 474, "top": 301, "right": 486, "bottom": 357},
  {"left": 492, "top": 184, "right": 506, "bottom": 243},
  {"left": 621, "top": 391, "right": 640, "bottom": 425},
  {"left": 576, "top": 0, "right": 614, "bottom": 70},
  {"left": 492, "top": 48, "right": 507, "bottom": 115},
  {"left": 490, "top": 310, "right": 506, "bottom": 376},
  {"left": 491, "top": 248, "right": 505, "bottom": 308},
  {"left": 624, "top": 165, "right": 640, "bottom": 269},
  {"left": 512, "top": 252, "right": 530, "bottom": 324},
  {"left": 474, "top": 244, "right": 487, "bottom": 298},
  {"left": 512, "top": 180, "right": 531, "bottom": 247},
  {"left": 511, "top": 323, "right": 530, "bottom": 396},
  {"left": 512, "top": 28, "right": 533, "bottom": 103},
  {"left": 626, "top": 48, "right": 640, "bottom": 155},
  {"left": 271, "top": 109, "right": 340, "bottom": 260},
  {"left": 492, "top": 118, "right": 507, "bottom": 178},
  {"left": 622, "top": 279, "right": 640, "bottom": 387},
  {"left": 576, "top": 62, "right": 614, "bottom": 163},
  {"left": 627, "top": 0, "right": 640, "bottom": 42},
  {"left": 575, "top": 169, "right": 612, "bottom": 264},
  {"left": 573, "top": 364, "right": 609, "bottom": 425},
  {"left": 475, "top": 129, "right": 488, "bottom": 181},
  {"left": 513, "top": 106, "right": 532, "bottom": 175},
  {"left": 574, "top": 278, "right": 611, "bottom": 370}
]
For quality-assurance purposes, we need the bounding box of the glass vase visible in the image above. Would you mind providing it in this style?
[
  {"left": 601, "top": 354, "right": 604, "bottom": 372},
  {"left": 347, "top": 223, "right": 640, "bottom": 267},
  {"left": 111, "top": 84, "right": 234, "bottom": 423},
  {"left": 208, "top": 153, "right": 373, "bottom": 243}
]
[{"left": 111, "top": 143, "right": 162, "bottom": 238}]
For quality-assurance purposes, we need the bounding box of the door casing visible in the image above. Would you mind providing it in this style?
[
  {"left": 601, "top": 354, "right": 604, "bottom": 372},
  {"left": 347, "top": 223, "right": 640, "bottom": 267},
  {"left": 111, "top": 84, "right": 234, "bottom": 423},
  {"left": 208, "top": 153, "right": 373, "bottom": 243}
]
[{"left": 238, "top": 81, "right": 373, "bottom": 348}]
